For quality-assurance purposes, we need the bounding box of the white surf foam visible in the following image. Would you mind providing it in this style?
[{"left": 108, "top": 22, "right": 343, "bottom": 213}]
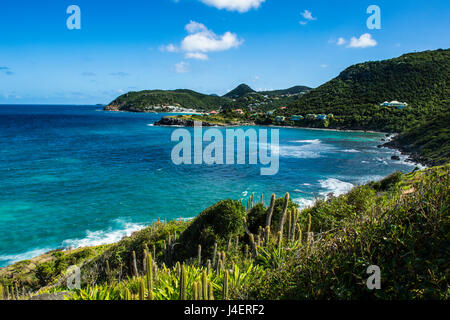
[
  {"left": 0, "top": 248, "right": 53, "bottom": 266},
  {"left": 62, "top": 219, "right": 146, "bottom": 249},
  {"left": 271, "top": 139, "right": 333, "bottom": 159},
  {"left": 342, "top": 149, "right": 361, "bottom": 153},
  {"left": 291, "top": 139, "right": 322, "bottom": 145},
  {"left": 319, "top": 178, "right": 354, "bottom": 197},
  {"left": 293, "top": 197, "right": 315, "bottom": 209}
]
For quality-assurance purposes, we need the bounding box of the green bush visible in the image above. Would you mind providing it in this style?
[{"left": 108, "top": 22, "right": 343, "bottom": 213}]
[
  {"left": 177, "top": 200, "right": 246, "bottom": 261},
  {"left": 246, "top": 204, "right": 267, "bottom": 234}
]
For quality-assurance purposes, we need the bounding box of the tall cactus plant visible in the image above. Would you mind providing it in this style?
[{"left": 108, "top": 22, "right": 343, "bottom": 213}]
[
  {"left": 179, "top": 264, "right": 187, "bottom": 300},
  {"left": 223, "top": 270, "right": 229, "bottom": 300},
  {"left": 265, "top": 194, "right": 276, "bottom": 228},
  {"left": 146, "top": 254, "right": 154, "bottom": 300},
  {"left": 279, "top": 193, "right": 290, "bottom": 236}
]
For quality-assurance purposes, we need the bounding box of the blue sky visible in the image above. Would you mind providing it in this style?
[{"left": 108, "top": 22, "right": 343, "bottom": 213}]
[{"left": 0, "top": 0, "right": 449, "bottom": 104}]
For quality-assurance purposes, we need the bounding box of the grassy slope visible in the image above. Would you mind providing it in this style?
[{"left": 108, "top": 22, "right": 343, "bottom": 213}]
[{"left": 1, "top": 165, "right": 448, "bottom": 300}]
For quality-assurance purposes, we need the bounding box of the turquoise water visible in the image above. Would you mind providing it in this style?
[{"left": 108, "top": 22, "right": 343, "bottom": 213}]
[{"left": 0, "top": 105, "right": 418, "bottom": 267}]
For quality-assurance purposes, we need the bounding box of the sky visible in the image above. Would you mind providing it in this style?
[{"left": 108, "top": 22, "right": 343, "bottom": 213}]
[{"left": 0, "top": 0, "right": 449, "bottom": 104}]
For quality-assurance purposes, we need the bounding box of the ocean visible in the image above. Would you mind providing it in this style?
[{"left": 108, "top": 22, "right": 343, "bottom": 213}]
[{"left": 0, "top": 105, "right": 419, "bottom": 267}]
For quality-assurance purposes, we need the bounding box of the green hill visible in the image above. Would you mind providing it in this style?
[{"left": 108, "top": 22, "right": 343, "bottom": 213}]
[
  {"left": 105, "top": 89, "right": 233, "bottom": 112},
  {"left": 223, "top": 84, "right": 256, "bottom": 98},
  {"left": 280, "top": 49, "right": 450, "bottom": 165},
  {"left": 260, "top": 85, "right": 311, "bottom": 97},
  {"left": 287, "top": 49, "right": 449, "bottom": 132}
]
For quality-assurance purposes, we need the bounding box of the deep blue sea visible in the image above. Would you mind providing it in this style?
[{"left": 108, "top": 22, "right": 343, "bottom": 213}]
[{"left": 0, "top": 105, "right": 419, "bottom": 267}]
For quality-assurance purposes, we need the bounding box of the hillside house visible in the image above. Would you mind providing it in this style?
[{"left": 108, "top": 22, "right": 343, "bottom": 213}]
[
  {"left": 291, "top": 115, "right": 303, "bottom": 121},
  {"left": 380, "top": 101, "right": 409, "bottom": 109}
]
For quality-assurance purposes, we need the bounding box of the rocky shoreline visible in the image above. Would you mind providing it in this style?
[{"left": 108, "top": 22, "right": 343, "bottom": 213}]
[
  {"left": 154, "top": 117, "right": 224, "bottom": 127},
  {"left": 152, "top": 116, "right": 429, "bottom": 167}
]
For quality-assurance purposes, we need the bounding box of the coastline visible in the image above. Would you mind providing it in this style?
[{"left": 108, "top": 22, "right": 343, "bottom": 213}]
[
  {"left": 0, "top": 110, "right": 426, "bottom": 270},
  {"left": 152, "top": 114, "right": 426, "bottom": 168}
]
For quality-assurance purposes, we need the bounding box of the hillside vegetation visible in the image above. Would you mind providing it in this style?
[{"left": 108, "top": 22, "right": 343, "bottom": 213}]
[
  {"left": 1, "top": 165, "right": 448, "bottom": 300},
  {"left": 280, "top": 49, "right": 449, "bottom": 165},
  {"left": 105, "top": 89, "right": 233, "bottom": 112},
  {"left": 104, "top": 85, "right": 311, "bottom": 113}
]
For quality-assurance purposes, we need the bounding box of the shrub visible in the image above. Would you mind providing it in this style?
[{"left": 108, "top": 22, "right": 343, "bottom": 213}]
[
  {"left": 246, "top": 204, "right": 266, "bottom": 234},
  {"left": 177, "top": 200, "right": 246, "bottom": 261}
]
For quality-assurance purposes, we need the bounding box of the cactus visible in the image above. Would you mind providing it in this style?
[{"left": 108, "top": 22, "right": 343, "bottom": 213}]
[
  {"left": 244, "top": 244, "right": 249, "bottom": 259},
  {"left": 209, "top": 281, "right": 215, "bottom": 300},
  {"left": 197, "top": 278, "right": 203, "bottom": 300},
  {"left": 223, "top": 270, "right": 229, "bottom": 300},
  {"left": 279, "top": 193, "right": 290, "bottom": 236},
  {"left": 202, "top": 270, "right": 208, "bottom": 300},
  {"left": 207, "top": 259, "right": 211, "bottom": 275},
  {"left": 139, "top": 278, "right": 145, "bottom": 300},
  {"left": 307, "top": 213, "right": 312, "bottom": 234},
  {"left": 152, "top": 243, "right": 156, "bottom": 260},
  {"left": 197, "top": 244, "right": 202, "bottom": 266},
  {"left": 288, "top": 209, "right": 292, "bottom": 241},
  {"left": 249, "top": 234, "right": 258, "bottom": 257},
  {"left": 297, "top": 224, "right": 302, "bottom": 244},
  {"left": 132, "top": 251, "right": 138, "bottom": 276},
  {"left": 260, "top": 194, "right": 264, "bottom": 204},
  {"left": 221, "top": 251, "right": 227, "bottom": 266},
  {"left": 193, "top": 281, "right": 198, "bottom": 300},
  {"left": 251, "top": 193, "right": 254, "bottom": 208},
  {"left": 0, "top": 284, "right": 3, "bottom": 300},
  {"left": 124, "top": 288, "right": 132, "bottom": 300},
  {"left": 265, "top": 194, "right": 276, "bottom": 228},
  {"left": 176, "top": 261, "right": 181, "bottom": 278},
  {"left": 212, "top": 242, "right": 218, "bottom": 265},
  {"left": 179, "top": 264, "right": 187, "bottom": 300},
  {"left": 291, "top": 209, "right": 298, "bottom": 242},
  {"left": 265, "top": 226, "right": 271, "bottom": 244},
  {"left": 146, "top": 254, "right": 154, "bottom": 300},
  {"left": 216, "top": 258, "right": 222, "bottom": 274}
]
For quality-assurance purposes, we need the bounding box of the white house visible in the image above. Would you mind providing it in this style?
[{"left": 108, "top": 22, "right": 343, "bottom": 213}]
[{"left": 380, "top": 101, "right": 409, "bottom": 109}]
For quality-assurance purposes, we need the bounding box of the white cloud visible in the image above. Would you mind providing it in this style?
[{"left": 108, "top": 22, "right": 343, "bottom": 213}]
[
  {"left": 337, "top": 37, "right": 346, "bottom": 46},
  {"left": 185, "top": 52, "right": 209, "bottom": 60},
  {"left": 181, "top": 21, "right": 243, "bottom": 53},
  {"left": 199, "top": 0, "right": 265, "bottom": 13},
  {"left": 348, "top": 33, "right": 377, "bottom": 48},
  {"left": 159, "top": 44, "right": 179, "bottom": 52},
  {"left": 185, "top": 21, "right": 208, "bottom": 34},
  {"left": 320, "top": 64, "right": 328, "bottom": 68},
  {"left": 299, "top": 9, "right": 317, "bottom": 25},
  {"left": 301, "top": 10, "right": 316, "bottom": 21},
  {"left": 175, "top": 61, "right": 190, "bottom": 73},
  {"left": 161, "top": 21, "right": 243, "bottom": 64}
]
